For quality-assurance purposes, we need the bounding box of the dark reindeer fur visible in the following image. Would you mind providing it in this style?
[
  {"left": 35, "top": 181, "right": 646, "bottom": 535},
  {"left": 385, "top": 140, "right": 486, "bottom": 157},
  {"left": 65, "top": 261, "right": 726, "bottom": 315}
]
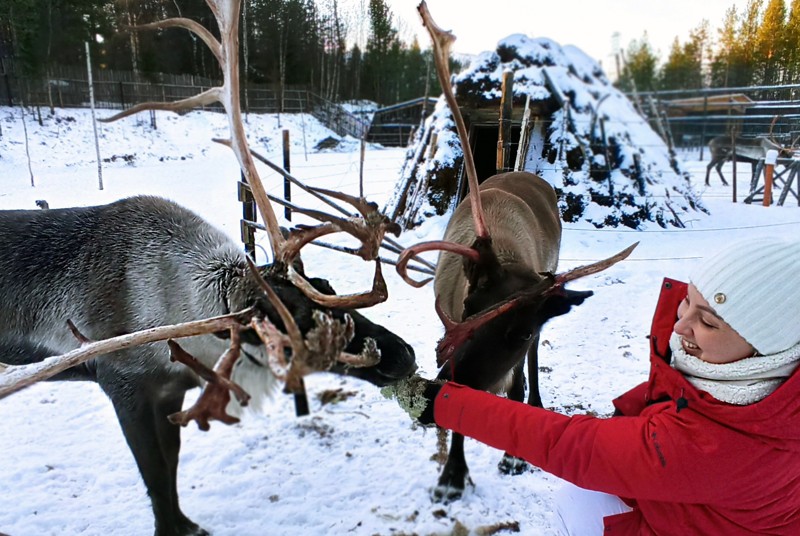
[
  {"left": 432, "top": 171, "right": 591, "bottom": 500},
  {"left": 0, "top": 195, "right": 416, "bottom": 536}
]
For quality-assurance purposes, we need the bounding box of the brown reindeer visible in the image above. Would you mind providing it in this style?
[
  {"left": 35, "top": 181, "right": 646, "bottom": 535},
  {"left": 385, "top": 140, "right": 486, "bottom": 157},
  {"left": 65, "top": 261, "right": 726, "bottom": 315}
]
[
  {"left": 395, "top": 2, "right": 636, "bottom": 501},
  {"left": 705, "top": 135, "right": 793, "bottom": 186}
]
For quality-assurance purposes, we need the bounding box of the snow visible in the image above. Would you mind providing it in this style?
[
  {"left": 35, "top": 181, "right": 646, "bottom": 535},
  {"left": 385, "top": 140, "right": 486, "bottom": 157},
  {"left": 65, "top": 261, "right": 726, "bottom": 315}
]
[
  {"left": 393, "top": 34, "right": 702, "bottom": 230},
  {"left": 0, "top": 105, "right": 798, "bottom": 536}
]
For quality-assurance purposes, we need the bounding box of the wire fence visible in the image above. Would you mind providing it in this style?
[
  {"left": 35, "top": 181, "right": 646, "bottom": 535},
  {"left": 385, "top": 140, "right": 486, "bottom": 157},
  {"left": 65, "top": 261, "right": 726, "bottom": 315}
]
[
  {"left": 633, "top": 84, "right": 800, "bottom": 152},
  {"left": 0, "top": 63, "right": 370, "bottom": 139}
]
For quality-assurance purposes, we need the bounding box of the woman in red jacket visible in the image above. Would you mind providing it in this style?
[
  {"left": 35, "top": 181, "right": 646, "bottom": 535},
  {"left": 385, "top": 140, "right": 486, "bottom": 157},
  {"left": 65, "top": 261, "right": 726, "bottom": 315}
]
[{"left": 402, "top": 237, "right": 800, "bottom": 535}]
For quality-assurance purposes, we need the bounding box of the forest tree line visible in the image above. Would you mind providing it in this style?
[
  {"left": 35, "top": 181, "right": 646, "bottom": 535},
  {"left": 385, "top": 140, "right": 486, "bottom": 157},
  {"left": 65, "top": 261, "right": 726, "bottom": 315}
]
[
  {"left": 618, "top": 0, "right": 800, "bottom": 92},
  {"left": 0, "top": 0, "right": 451, "bottom": 106},
  {"left": 3, "top": 0, "right": 800, "bottom": 108}
]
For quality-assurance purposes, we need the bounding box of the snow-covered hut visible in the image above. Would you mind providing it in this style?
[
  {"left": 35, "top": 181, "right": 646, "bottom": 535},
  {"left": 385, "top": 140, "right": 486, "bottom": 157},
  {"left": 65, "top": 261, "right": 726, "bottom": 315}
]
[{"left": 385, "top": 34, "right": 705, "bottom": 229}]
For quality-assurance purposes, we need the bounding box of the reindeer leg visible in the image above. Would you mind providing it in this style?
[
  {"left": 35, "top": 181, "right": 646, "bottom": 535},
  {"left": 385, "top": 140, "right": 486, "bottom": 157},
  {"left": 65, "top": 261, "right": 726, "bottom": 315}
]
[
  {"left": 705, "top": 159, "right": 715, "bottom": 186},
  {"left": 433, "top": 432, "right": 473, "bottom": 502},
  {"left": 716, "top": 160, "right": 729, "bottom": 186},
  {"left": 98, "top": 358, "right": 208, "bottom": 536},
  {"left": 498, "top": 337, "right": 541, "bottom": 476}
]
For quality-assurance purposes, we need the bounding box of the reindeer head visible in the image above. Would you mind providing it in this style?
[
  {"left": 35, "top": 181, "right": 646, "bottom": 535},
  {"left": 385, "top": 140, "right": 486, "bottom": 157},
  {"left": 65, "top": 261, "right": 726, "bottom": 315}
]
[
  {"left": 216, "top": 260, "right": 416, "bottom": 388},
  {"left": 436, "top": 261, "right": 592, "bottom": 389}
]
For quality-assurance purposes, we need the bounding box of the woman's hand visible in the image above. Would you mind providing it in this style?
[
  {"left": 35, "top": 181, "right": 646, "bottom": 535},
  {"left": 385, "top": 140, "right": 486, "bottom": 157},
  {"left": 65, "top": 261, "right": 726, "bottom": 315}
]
[{"left": 381, "top": 374, "right": 444, "bottom": 426}]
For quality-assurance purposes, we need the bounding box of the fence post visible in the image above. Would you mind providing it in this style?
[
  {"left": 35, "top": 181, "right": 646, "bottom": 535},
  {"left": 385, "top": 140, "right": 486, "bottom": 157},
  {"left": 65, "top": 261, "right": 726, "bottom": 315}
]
[
  {"left": 238, "top": 171, "right": 256, "bottom": 258},
  {"left": 359, "top": 138, "right": 366, "bottom": 198},
  {"left": 764, "top": 149, "right": 779, "bottom": 207},
  {"left": 85, "top": 41, "right": 104, "bottom": 191},
  {"left": 283, "top": 129, "right": 291, "bottom": 221}
]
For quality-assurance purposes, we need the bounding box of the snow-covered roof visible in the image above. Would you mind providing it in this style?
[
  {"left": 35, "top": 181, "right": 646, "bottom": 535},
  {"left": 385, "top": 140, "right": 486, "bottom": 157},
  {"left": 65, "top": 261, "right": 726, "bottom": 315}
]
[{"left": 387, "top": 34, "right": 705, "bottom": 230}]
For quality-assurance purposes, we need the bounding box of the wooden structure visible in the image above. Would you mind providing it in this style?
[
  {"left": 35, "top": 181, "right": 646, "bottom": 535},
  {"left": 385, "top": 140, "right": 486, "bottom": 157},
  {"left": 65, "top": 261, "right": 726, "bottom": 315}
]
[
  {"left": 387, "top": 34, "right": 703, "bottom": 230},
  {"left": 662, "top": 93, "right": 753, "bottom": 117},
  {"left": 365, "top": 97, "right": 438, "bottom": 147},
  {"left": 744, "top": 157, "right": 800, "bottom": 206}
]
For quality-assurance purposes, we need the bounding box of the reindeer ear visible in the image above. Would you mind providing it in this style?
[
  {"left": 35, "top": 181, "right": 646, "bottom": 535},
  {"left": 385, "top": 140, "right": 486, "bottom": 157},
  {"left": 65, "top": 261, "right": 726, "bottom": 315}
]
[{"left": 540, "top": 289, "right": 593, "bottom": 319}]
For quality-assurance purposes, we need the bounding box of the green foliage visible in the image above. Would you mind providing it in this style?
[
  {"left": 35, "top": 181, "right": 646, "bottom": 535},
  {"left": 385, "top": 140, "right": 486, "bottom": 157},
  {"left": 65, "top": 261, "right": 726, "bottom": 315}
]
[
  {"left": 610, "top": 0, "right": 800, "bottom": 90},
  {"left": 616, "top": 33, "right": 658, "bottom": 92},
  {"left": 1, "top": 0, "right": 445, "bottom": 107},
  {"left": 660, "top": 21, "right": 709, "bottom": 90}
]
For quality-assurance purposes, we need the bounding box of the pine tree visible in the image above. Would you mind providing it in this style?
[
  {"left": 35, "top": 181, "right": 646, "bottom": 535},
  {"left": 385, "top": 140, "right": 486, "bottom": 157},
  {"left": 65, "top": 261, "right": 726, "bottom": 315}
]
[
  {"left": 660, "top": 21, "right": 709, "bottom": 90},
  {"left": 785, "top": 0, "right": 800, "bottom": 82},
  {"left": 363, "top": 0, "right": 399, "bottom": 104},
  {"left": 617, "top": 33, "right": 659, "bottom": 93},
  {"left": 757, "top": 0, "right": 787, "bottom": 86}
]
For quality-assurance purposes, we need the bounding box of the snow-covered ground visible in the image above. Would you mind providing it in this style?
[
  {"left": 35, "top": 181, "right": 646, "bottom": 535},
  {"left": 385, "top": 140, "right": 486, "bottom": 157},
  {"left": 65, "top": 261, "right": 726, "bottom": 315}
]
[{"left": 0, "top": 107, "right": 798, "bottom": 536}]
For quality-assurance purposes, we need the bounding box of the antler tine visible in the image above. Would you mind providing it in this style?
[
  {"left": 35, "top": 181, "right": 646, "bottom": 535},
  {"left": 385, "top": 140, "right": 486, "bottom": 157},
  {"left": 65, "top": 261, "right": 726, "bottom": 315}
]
[
  {"left": 167, "top": 332, "right": 251, "bottom": 431},
  {"left": 396, "top": 240, "right": 480, "bottom": 288},
  {"left": 127, "top": 18, "right": 222, "bottom": 63},
  {"left": 99, "top": 88, "right": 222, "bottom": 123},
  {"left": 280, "top": 222, "right": 341, "bottom": 263},
  {"left": 307, "top": 186, "right": 378, "bottom": 219},
  {"left": 554, "top": 242, "right": 639, "bottom": 286},
  {"left": 417, "top": 1, "right": 488, "bottom": 240},
  {"left": 100, "top": 0, "right": 288, "bottom": 265},
  {"left": 287, "top": 260, "right": 388, "bottom": 309}
]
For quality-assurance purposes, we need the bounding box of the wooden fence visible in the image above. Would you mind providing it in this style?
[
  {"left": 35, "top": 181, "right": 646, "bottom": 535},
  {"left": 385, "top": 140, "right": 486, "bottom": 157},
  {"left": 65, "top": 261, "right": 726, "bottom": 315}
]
[{"left": 0, "top": 64, "right": 369, "bottom": 139}]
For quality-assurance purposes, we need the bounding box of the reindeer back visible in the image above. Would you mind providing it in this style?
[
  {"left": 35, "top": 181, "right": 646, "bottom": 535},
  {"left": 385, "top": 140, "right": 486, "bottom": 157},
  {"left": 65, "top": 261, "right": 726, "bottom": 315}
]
[{"left": 434, "top": 171, "right": 561, "bottom": 321}]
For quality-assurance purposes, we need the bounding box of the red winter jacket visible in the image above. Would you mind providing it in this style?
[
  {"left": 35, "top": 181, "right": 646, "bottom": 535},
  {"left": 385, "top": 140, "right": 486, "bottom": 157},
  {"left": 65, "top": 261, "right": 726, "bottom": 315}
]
[{"left": 433, "top": 278, "right": 800, "bottom": 535}]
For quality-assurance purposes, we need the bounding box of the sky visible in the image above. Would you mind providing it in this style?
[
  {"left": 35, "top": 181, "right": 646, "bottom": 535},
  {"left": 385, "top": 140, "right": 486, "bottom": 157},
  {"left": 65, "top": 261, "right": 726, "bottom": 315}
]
[{"left": 379, "top": 0, "right": 743, "bottom": 74}]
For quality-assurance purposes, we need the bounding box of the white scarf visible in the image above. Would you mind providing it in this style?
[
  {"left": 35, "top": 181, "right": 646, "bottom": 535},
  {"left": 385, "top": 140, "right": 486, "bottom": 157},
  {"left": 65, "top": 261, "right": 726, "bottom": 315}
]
[{"left": 669, "top": 333, "right": 800, "bottom": 405}]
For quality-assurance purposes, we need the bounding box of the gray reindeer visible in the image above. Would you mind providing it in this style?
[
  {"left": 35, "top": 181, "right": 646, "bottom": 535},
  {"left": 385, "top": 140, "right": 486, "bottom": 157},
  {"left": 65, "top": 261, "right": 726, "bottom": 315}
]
[
  {"left": 396, "top": 1, "right": 636, "bottom": 501},
  {"left": 705, "top": 135, "right": 792, "bottom": 186},
  {"left": 0, "top": 1, "right": 419, "bottom": 535},
  {"left": 0, "top": 196, "right": 416, "bottom": 536}
]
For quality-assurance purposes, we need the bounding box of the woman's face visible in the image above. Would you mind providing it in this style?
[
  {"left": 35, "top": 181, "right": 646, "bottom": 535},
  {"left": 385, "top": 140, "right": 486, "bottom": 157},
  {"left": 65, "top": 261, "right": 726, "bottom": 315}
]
[{"left": 674, "top": 284, "right": 756, "bottom": 364}]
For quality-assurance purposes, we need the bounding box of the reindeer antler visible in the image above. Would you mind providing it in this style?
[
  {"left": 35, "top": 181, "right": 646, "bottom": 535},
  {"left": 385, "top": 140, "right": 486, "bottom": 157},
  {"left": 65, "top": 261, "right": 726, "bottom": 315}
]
[
  {"left": 244, "top": 258, "right": 381, "bottom": 393},
  {"left": 417, "top": 1, "right": 487, "bottom": 240},
  {"left": 101, "top": 0, "right": 392, "bottom": 310},
  {"left": 432, "top": 242, "right": 638, "bottom": 366}
]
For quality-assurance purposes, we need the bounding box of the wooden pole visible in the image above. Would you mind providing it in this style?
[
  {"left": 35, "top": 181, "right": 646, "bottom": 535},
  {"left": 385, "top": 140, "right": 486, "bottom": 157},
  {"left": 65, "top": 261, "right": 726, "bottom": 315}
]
[
  {"left": 85, "top": 41, "right": 104, "bottom": 190},
  {"left": 497, "top": 70, "right": 513, "bottom": 174},
  {"left": 514, "top": 95, "right": 531, "bottom": 171},
  {"left": 731, "top": 129, "right": 737, "bottom": 203},
  {"left": 764, "top": 149, "right": 779, "bottom": 207},
  {"left": 282, "top": 129, "right": 291, "bottom": 221},
  {"left": 359, "top": 137, "right": 366, "bottom": 198}
]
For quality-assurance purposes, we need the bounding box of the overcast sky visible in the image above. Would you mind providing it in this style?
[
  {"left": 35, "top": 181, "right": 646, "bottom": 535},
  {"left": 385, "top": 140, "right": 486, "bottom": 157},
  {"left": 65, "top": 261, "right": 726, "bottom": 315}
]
[{"left": 378, "top": 0, "right": 744, "bottom": 76}]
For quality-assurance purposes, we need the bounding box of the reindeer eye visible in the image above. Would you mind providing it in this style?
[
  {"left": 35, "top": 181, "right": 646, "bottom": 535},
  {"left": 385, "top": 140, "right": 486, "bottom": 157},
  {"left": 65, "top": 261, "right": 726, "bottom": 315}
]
[{"left": 506, "top": 328, "right": 533, "bottom": 342}]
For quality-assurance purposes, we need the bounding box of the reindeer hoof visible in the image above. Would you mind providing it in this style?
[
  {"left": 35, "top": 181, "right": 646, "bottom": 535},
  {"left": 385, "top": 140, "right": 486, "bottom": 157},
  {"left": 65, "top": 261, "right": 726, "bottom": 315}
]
[
  {"left": 156, "top": 515, "right": 210, "bottom": 536},
  {"left": 431, "top": 474, "right": 474, "bottom": 503},
  {"left": 498, "top": 454, "right": 531, "bottom": 475},
  {"left": 431, "top": 483, "right": 463, "bottom": 503}
]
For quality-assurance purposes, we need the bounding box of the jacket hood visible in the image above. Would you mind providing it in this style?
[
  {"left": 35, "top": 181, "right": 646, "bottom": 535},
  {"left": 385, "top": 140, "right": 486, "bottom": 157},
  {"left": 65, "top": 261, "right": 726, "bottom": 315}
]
[{"left": 647, "top": 277, "right": 800, "bottom": 449}]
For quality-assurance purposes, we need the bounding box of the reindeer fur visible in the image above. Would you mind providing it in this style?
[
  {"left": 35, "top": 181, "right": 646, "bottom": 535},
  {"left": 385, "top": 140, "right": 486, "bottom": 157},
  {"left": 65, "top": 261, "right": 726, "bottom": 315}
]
[
  {"left": 0, "top": 195, "right": 416, "bottom": 536},
  {"left": 432, "top": 171, "right": 591, "bottom": 500}
]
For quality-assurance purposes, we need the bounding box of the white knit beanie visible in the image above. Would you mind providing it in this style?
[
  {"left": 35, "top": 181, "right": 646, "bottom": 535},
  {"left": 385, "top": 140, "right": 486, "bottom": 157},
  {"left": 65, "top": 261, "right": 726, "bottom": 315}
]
[{"left": 690, "top": 237, "right": 800, "bottom": 355}]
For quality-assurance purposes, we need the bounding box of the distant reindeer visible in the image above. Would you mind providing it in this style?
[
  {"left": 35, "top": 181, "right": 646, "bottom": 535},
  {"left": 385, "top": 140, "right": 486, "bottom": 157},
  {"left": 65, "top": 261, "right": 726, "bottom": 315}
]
[
  {"left": 396, "top": 1, "right": 636, "bottom": 501},
  {"left": 705, "top": 135, "right": 792, "bottom": 186}
]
